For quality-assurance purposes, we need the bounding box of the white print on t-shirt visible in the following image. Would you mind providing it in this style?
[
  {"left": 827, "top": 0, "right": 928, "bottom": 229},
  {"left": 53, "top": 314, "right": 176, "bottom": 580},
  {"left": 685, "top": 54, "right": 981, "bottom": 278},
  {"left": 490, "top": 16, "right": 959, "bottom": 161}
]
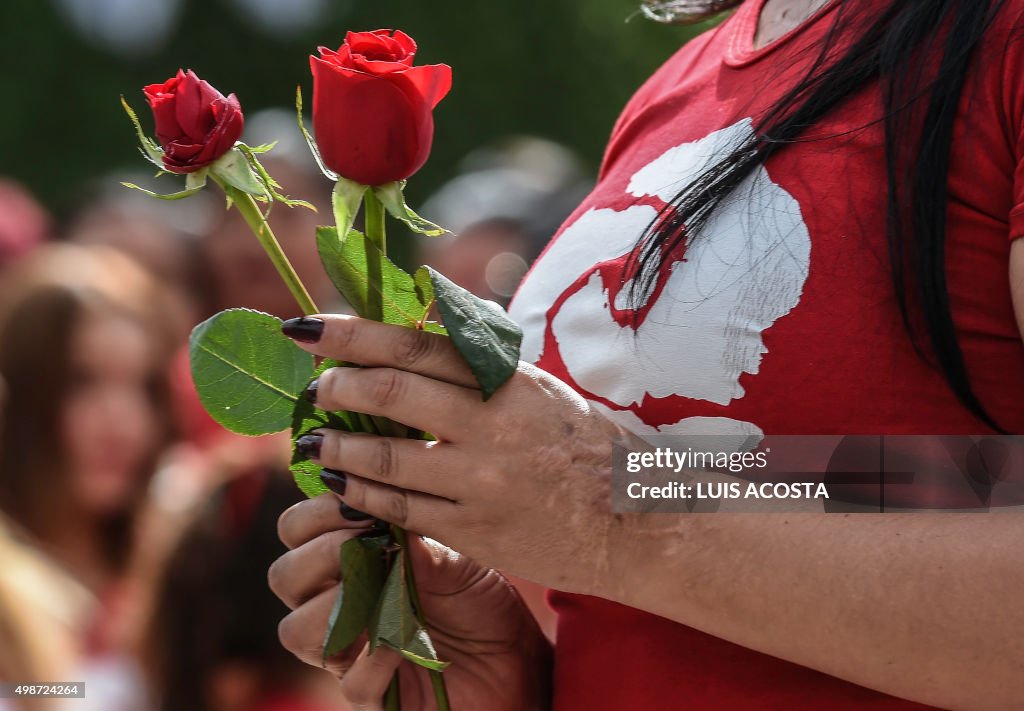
[{"left": 508, "top": 119, "right": 810, "bottom": 439}]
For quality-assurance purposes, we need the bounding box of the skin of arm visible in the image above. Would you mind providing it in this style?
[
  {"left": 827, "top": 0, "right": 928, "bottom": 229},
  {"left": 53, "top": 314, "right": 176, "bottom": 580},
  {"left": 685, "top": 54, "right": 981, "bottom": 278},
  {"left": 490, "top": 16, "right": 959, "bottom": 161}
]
[{"left": 605, "top": 240, "right": 1024, "bottom": 710}]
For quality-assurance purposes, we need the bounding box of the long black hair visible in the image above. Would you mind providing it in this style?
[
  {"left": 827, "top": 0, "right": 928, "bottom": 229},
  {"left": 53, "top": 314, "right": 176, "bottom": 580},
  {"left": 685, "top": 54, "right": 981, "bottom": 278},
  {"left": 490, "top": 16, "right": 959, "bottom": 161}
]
[{"left": 630, "top": 0, "right": 1012, "bottom": 431}]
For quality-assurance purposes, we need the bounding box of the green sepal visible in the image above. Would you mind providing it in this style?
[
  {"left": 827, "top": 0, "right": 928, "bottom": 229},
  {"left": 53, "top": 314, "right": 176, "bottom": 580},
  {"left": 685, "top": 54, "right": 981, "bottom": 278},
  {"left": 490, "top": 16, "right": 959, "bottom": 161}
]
[
  {"left": 244, "top": 141, "right": 278, "bottom": 154},
  {"left": 374, "top": 182, "right": 448, "bottom": 236},
  {"left": 211, "top": 148, "right": 270, "bottom": 201},
  {"left": 317, "top": 226, "right": 445, "bottom": 334},
  {"left": 421, "top": 266, "right": 522, "bottom": 400},
  {"left": 332, "top": 179, "right": 368, "bottom": 245},
  {"left": 237, "top": 142, "right": 318, "bottom": 212},
  {"left": 189, "top": 308, "right": 315, "bottom": 436},
  {"left": 120, "top": 96, "right": 163, "bottom": 169},
  {"left": 121, "top": 169, "right": 206, "bottom": 201},
  {"left": 296, "top": 86, "right": 339, "bottom": 182},
  {"left": 368, "top": 549, "right": 449, "bottom": 671},
  {"left": 321, "top": 535, "right": 390, "bottom": 663}
]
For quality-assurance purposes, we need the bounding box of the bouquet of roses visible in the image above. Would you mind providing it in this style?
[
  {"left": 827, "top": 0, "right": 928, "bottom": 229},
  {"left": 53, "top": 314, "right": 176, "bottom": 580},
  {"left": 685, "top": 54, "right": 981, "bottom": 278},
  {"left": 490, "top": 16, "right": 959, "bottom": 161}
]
[{"left": 122, "top": 29, "right": 522, "bottom": 710}]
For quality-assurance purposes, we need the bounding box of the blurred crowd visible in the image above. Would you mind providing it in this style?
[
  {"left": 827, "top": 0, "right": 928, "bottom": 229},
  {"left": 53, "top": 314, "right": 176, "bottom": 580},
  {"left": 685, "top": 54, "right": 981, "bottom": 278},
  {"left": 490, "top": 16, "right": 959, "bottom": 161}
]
[{"left": 0, "top": 115, "right": 588, "bottom": 711}]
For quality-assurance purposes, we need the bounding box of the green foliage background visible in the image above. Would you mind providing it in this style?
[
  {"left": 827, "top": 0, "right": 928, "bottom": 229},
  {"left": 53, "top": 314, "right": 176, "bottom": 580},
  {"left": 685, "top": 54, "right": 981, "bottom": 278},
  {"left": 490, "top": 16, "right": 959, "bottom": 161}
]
[{"left": 0, "top": 0, "right": 711, "bottom": 217}]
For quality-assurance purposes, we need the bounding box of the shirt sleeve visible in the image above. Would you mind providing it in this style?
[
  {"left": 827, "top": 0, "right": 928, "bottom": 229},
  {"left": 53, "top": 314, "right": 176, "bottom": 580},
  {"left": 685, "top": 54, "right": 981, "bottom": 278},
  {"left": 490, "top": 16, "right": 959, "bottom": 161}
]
[{"left": 1005, "top": 6, "right": 1024, "bottom": 240}]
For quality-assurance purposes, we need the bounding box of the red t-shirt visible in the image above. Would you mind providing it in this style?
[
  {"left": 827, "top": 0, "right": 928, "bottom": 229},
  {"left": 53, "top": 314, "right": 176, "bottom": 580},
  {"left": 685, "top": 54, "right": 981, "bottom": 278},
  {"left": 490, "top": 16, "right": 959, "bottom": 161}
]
[{"left": 508, "top": 0, "right": 1024, "bottom": 707}]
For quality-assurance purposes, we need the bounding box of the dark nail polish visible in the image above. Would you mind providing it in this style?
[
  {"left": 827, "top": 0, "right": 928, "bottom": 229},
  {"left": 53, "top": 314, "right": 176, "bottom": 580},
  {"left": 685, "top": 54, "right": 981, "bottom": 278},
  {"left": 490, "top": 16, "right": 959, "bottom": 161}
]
[
  {"left": 296, "top": 433, "right": 323, "bottom": 459},
  {"left": 304, "top": 377, "right": 319, "bottom": 403},
  {"left": 281, "top": 317, "right": 324, "bottom": 343},
  {"left": 320, "top": 468, "right": 347, "bottom": 495},
  {"left": 340, "top": 503, "right": 373, "bottom": 522}
]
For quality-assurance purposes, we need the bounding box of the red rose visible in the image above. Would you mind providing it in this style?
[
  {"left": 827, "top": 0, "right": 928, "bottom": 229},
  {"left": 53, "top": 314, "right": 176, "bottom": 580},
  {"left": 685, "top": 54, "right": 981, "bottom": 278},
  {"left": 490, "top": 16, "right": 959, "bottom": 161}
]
[
  {"left": 310, "top": 30, "right": 452, "bottom": 186},
  {"left": 144, "top": 69, "right": 244, "bottom": 174}
]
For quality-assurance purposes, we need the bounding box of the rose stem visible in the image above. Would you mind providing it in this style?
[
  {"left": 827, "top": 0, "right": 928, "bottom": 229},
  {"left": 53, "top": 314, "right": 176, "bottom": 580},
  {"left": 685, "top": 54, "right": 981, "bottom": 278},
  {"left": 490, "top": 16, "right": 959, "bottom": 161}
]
[
  {"left": 363, "top": 189, "right": 387, "bottom": 322},
  {"left": 392, "top": 525, "right": 452, "bottom": 711},
  {"left": 361, "top": 191, "right": 407, "bottom": 439},
  {"left": 220, "top": 182, "right": 319, "bottom": 316},
  {"left": 364, "top": 191, "right": 451, "bottom": 710},
  {"left": 385, "top": 676, "right": 401, "bottom": 711}
]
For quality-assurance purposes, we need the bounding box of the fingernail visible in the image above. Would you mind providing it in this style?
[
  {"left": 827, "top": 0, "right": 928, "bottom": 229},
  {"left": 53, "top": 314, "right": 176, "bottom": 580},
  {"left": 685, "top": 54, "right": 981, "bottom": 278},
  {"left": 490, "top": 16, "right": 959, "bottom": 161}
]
[
  {"left": 339, "top": 503, "right": 373, "bottom": 522},
  {"left": 319, "top": 468, "right": 347, "bottom": 495},
  {"left": 296, "top": 433, "right": 323, "bottom": 459},
  {"left": 304, "top": 377, "right": 319, "bottom": 403},
  {"left": 281, "top": 317, "right": 324, "bottom": 343}
]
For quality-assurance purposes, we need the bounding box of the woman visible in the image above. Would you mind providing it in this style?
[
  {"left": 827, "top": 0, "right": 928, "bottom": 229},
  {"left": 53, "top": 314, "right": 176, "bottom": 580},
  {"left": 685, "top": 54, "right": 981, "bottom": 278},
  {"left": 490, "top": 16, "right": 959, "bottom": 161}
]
[
  {"left": 0, "top": 375, "right": 83, "bottom": 711},
  {"left": 0, "top": 244, "right": 174, "bottom": 668},
  {"left": 268, "top": 0, "right": 1024, "bottom": 708},
  {"left": 146, "top": 470, "right": 343, "bottom": 711}
]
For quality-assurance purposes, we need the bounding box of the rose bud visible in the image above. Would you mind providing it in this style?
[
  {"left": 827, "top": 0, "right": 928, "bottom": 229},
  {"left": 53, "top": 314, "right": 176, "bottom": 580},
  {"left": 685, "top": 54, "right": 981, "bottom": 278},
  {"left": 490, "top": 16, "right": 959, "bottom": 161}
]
[
  {"left": 143, "top": 69, "right": 244, "bottom": 174},
  {"left": 310, "top": 30, "right": 452, "bottom": 186}
]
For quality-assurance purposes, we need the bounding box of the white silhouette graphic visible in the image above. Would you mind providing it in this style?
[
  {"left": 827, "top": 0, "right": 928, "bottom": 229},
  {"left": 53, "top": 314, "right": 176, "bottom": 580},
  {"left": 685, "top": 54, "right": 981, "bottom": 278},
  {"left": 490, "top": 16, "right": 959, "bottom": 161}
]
[{"left": 509, "top": 119, "right": 811, "bottom": 438}]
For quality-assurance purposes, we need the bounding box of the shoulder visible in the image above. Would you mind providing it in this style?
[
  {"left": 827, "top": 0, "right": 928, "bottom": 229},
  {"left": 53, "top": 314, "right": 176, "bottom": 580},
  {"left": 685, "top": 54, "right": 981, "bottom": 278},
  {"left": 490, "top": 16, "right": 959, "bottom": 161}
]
[
  {"left": 974, "top": 0, "right": 1024, "bottom": 148},
  {"left": 598, "top": 20, "right": 733, "bottom": 179}
]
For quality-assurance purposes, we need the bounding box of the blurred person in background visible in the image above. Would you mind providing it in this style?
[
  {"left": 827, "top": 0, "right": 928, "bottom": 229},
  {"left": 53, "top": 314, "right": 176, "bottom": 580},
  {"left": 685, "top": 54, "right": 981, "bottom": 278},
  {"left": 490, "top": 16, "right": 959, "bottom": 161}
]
[
  {"left": 0, "top": 178, "right": 51, "bottom": 269},
  {"left": 0, "top": 244, "right": 176, "bottom": 710},
  {"left": 66, "top": 181, "right": 216, "bottom": 345},
  {"left": 199, "top": 109, "right": 336, "bottom": 322},
  {"left": 419, "top": 137, "right": 591, "bottom": 306},
  {"left": 0, "top": 375, "right": 86, "bottom": 711},
  {"left": 145, "top": 470, "right": 345, "bottom": 711}
]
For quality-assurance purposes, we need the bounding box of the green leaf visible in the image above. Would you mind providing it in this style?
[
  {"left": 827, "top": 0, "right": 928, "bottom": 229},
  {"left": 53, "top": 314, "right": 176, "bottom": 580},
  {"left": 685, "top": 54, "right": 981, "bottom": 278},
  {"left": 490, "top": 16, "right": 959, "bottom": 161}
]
[
  {"left": 332, "top": 178, "right": 368, "bottom": 243},
  {"left": 317, "top": 226, "right": 442, "bottom": 332},
  {"left": 322, "top": 535, "right": 390, "bottom": 662},
  {"left": 422, "top": 267, "right": 522, "bottom": 400},
  {"left": 296, "top": 86, "right": 338, "bottom": 182},
  {"left": 189, "top": 308, "right": 315, "bottom": 436},
  {"left": 374, "top": 182, "right": 448, "bottom": 236},
  {"left": 368, "top": 550, "right": 449, "bottom": 671},
  {"left": 290, "top": 359, "right": 359, "bottom": 498}
]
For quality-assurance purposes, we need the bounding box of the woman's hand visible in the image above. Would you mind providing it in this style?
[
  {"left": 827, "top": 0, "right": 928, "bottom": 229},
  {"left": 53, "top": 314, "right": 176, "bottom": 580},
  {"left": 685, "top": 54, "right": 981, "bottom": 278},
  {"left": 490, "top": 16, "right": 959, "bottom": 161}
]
[
  {"left": 270, "top": 494, "right": 552, "bottom": 710},
  {"left": 284, "top": 314, "right": 631, "bottom": 598}
]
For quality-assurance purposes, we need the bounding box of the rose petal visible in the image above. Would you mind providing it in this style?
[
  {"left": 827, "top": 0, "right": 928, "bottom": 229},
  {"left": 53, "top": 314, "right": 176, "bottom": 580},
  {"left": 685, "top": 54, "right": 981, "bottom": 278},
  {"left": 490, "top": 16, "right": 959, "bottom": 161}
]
[
  {"left": 389, "top": 30, "right": 418, "bottom": 60},
  {"left": 396, "top": 63, "right": 453, "bottom": 109},
  {"left": 174, "top": 70, "right": 208, "bottom": 139},
  {"left": 346, "top": 29, "right": 415, "bottom": 65},
  {"left": 310, "top": 56, "right": 431, "bottom": 185},
  {"left": 348, "top": 55, "right": 417, "bottom": 76},
  {"left": 346, "top": 30, "right": 399, "bottom": 58},
  {"left": 207, "top": 95, "right": 244, "bottom": 156},
  {"left": 151, "top": 96, "right": 183, "bottom": 143}
]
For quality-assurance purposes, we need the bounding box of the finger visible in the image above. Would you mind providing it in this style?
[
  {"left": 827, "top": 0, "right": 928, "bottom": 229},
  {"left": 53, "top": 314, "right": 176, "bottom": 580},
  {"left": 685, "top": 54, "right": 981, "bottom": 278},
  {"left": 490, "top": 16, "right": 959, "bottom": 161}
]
[
  {"left": 313, "top": 431, "right": 467, "bottom": 501},
  {"left": 269, "top": 528, "right": 364, "bottom": 610},
  {"left": 313, "top": 365, "right": 484, "bottom": 441},
  {"left": 342, "top": 474, "right": 460, "bottom": 536},
  {"left": 278, "top": 493, "right": 376, "bottom": 550},
  {"left": 278, "top": 585, "right": 363, "bottom": 677},
  {"left": 283, "top": 314, "right": 477, "bottom": 389},
  {"left": 339, "top": 644, "right": 403, "bottom": 710}
]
